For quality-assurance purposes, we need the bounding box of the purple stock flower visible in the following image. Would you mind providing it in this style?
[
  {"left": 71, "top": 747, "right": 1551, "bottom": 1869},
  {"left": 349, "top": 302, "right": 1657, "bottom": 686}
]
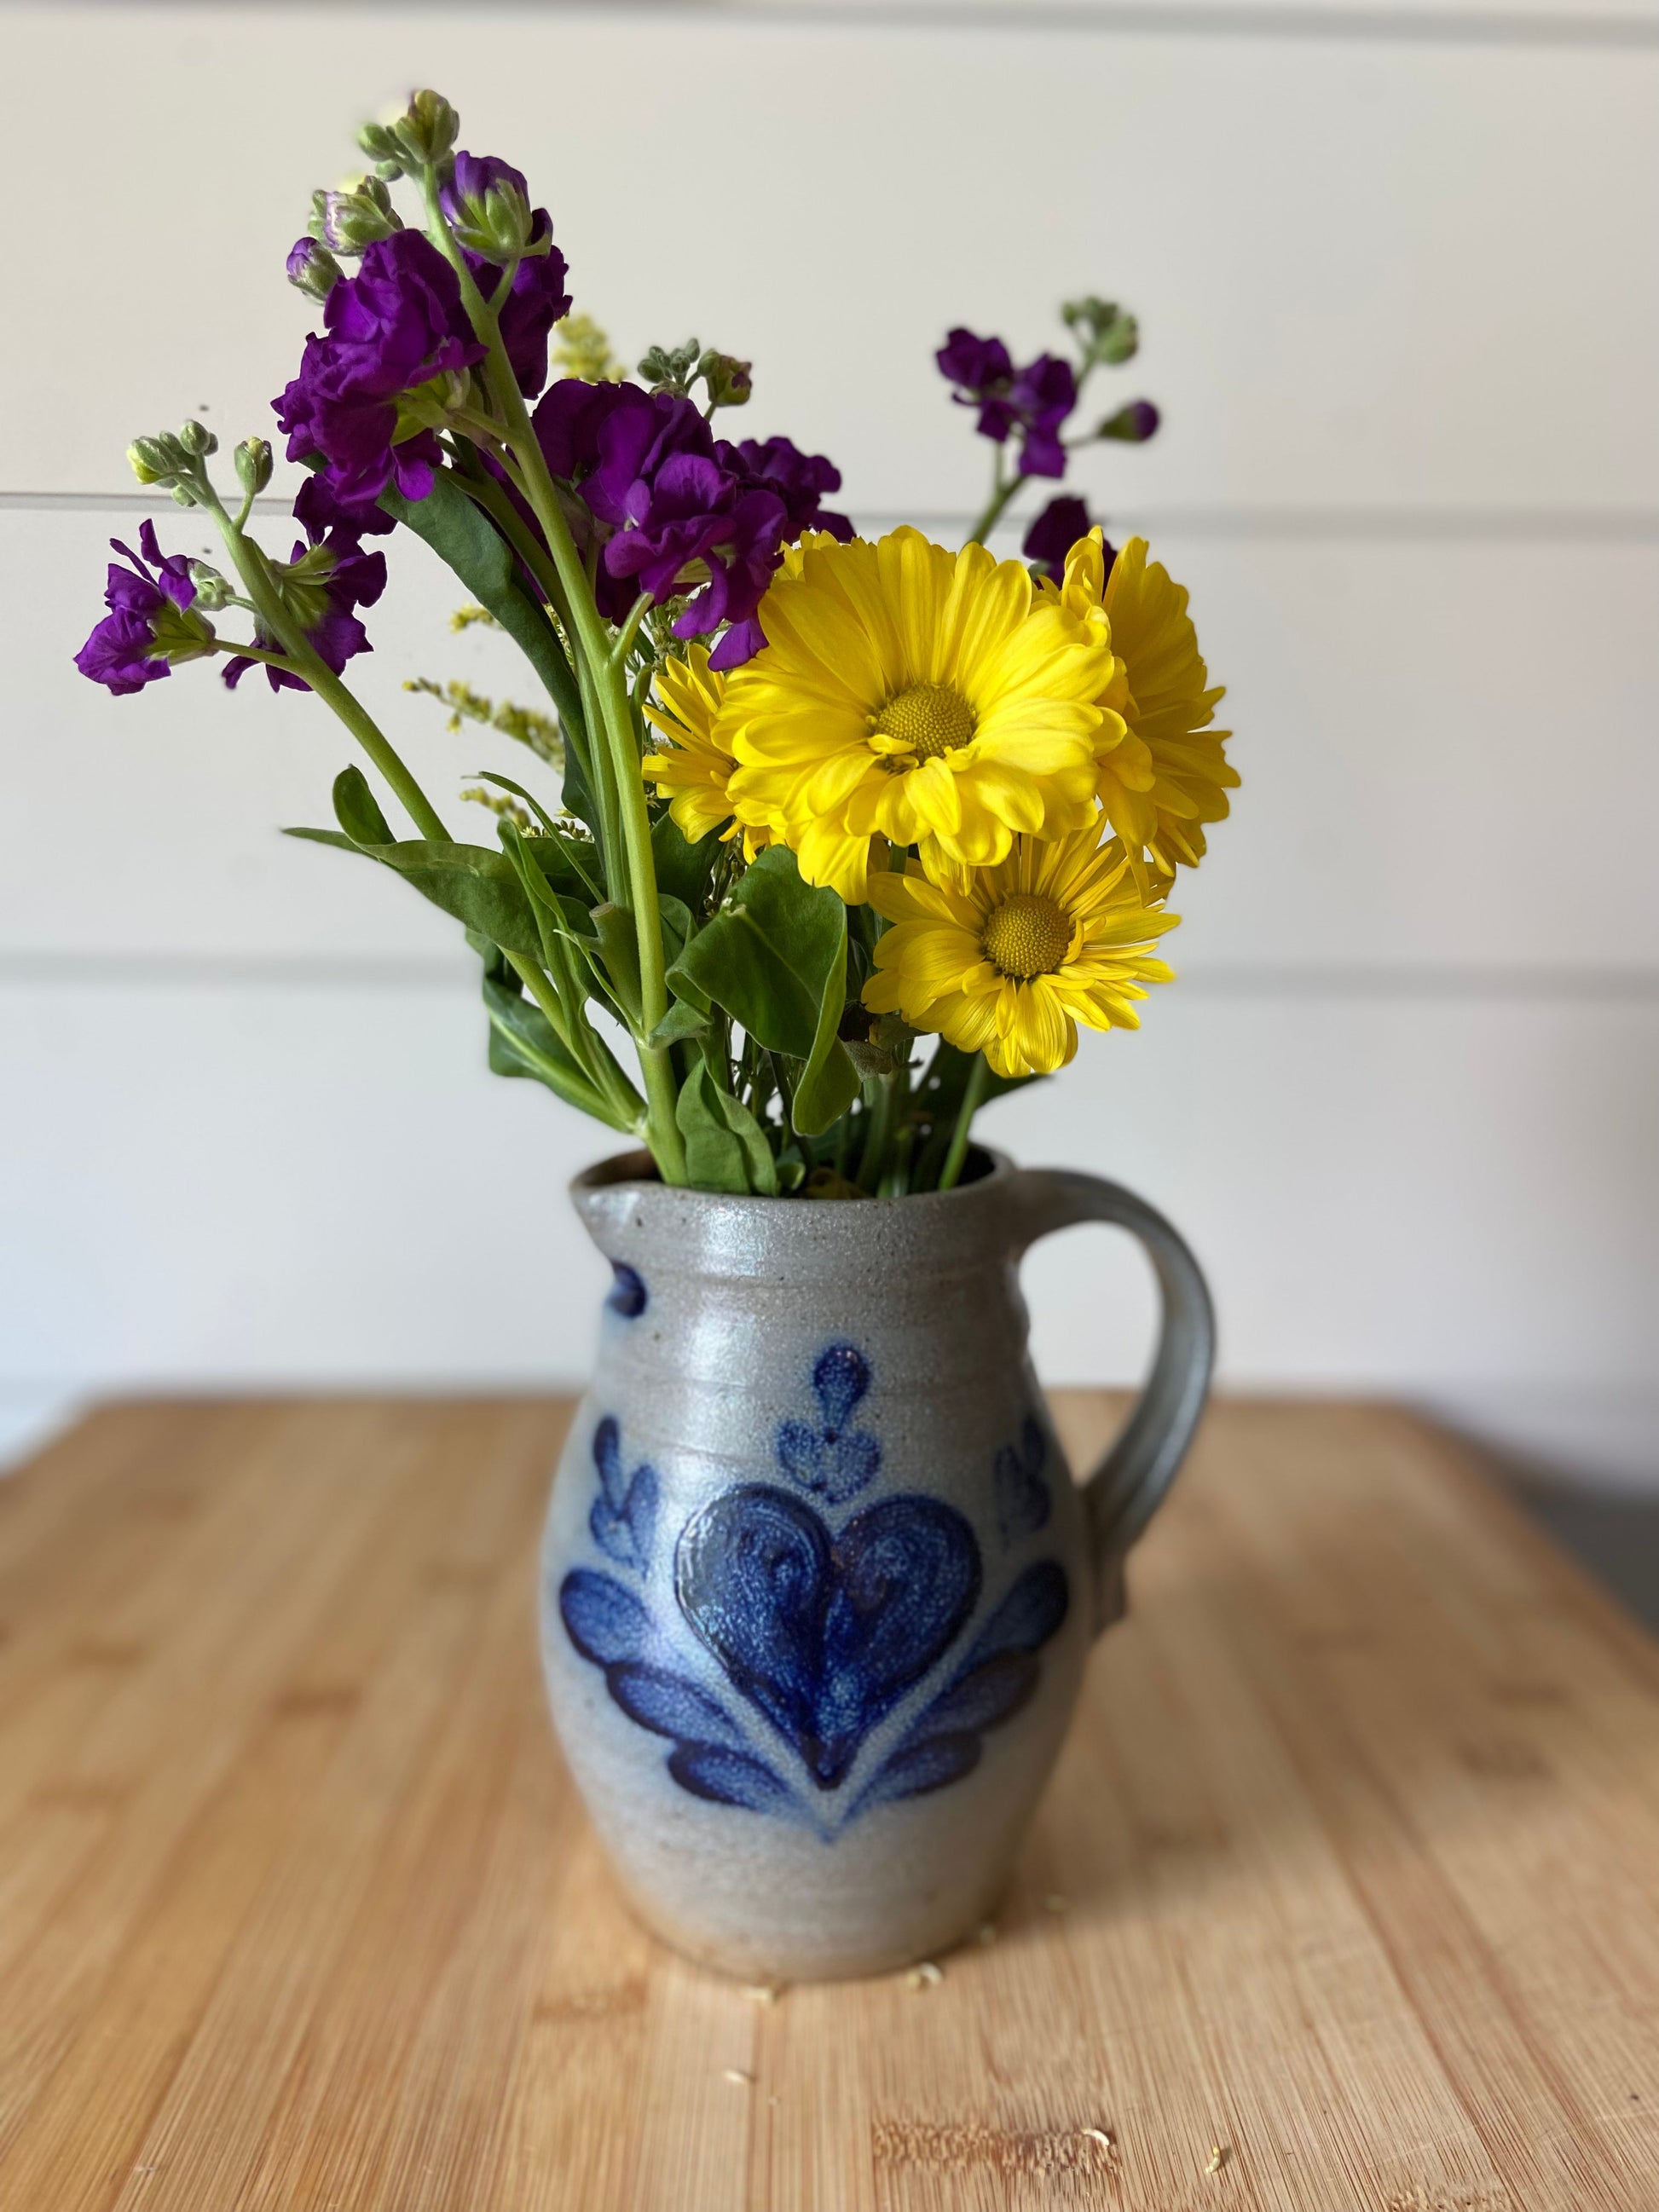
[
  {"left": 937, "top": 326, "right": 1078, "bottom": 477},
  {"left": 531, "top": 379, "right": 849, "bottom": 661},
  {"left": 274, "top": 230, "right": 486, "bottom": 514},
  {"left": 532, "top": 376, "right": 650, "bottom": 482},
  {"left": 582, "top": 389, "right": 717, "bottom": 530},
  {"left": 1006, "top": 355, "right": 1076, "bottom": 478},
  {"left": 222, "top": 517, "right": 388, "bottom": 693},
  {"left": 936, "top": 328, "right": 1013, "bottom": 407},
  {"left": 720, "top": 435, "right": 853, "bottom": 542},
  {"left": 294, "top": 469, "right": 394, "bottom": 540},
  {"left": 1023, "top": 496, "right": 1113, "bottom": 581},
  {"left": 73, "top": 521, "right": 211, "bottom": 696}
]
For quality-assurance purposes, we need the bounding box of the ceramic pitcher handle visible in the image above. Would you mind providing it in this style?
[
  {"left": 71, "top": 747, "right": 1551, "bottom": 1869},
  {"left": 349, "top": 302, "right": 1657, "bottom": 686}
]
[{"left": 1010, "top": 1169, "right": 1216, "bottom": 1637}]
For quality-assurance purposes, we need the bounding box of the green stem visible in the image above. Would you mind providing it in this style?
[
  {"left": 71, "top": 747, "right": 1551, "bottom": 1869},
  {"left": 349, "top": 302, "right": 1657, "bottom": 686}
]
[
  {"left": 855, "top": 1073, "right": 896, "bottom": 1195},
  {"left": 506, "top": 950, "right": 643, "bottom": 1133},
  {"left": 610, "top": 592, "right": 653, "bottom": 668},
  {"left": 965, "top": 455, "right": 1022, "bottom": 548},
  {"left": 197, "top": 484, "right": 448, "bottom": 842},
  {"left": 937, "top": 1053, "right": 991, "bottom": 1193},
  {"left": 420, "top": 170, "right": 685, "bottom": 1184}
]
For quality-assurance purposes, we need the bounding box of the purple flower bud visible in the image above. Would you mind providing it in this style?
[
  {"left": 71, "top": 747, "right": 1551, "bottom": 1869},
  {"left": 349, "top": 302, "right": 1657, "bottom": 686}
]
[
  {"left": 1096, "top": 399, "right": 1160, "bottom": 443},
  {"left": 440, "top": 151, "right": 531, "bottom": 251},
  {"left": 1023, "top": 496, "right": 1113, "bottom": 580},
  {"left": 74, "top": 521, "right": 215, "bottom": 695},
  {"left": 443, "top": 150, "right": 528, "bottom": 211},
  {"left": 287, "top": 236, "right": 343, "bottom": 302},
  {"left": 311, "top": 181, "right": 402, "bottom": 255}
]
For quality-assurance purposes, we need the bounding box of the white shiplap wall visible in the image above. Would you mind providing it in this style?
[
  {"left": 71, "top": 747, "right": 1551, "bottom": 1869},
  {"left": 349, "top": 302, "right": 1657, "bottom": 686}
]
[{"left": 3, "top": 1, "right": 1656, "bottom": 1481}]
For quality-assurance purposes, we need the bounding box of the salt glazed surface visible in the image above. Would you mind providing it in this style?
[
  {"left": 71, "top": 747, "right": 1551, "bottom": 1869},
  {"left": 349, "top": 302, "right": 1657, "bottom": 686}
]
[
  {"left": 541, "top": 1148, "right": 1213, "bottom": 1981},
  {"left": 559, "top": 1344, "right": 1069, "bottom": 1832}
]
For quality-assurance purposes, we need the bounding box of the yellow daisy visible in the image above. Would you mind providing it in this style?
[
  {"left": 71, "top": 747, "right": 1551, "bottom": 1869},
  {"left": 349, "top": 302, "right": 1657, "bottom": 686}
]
[
  {"left": 1042, "top": 530, "right": 1236, "bottom": 875},
  {"left": 861, "top": 826, "right": 1178, "bottom": 1078},
  {"left": 716, "top": 527, "right": 1114, "bottom": 904},
  {"left": 640, "top": 644, "right": 769, "bottom": 858}
]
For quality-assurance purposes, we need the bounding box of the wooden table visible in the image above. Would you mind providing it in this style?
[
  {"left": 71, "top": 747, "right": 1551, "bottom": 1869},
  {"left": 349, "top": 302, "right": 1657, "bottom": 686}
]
[{"left": 2, "top": 1397, "right": 1656, "bottom": 2211}]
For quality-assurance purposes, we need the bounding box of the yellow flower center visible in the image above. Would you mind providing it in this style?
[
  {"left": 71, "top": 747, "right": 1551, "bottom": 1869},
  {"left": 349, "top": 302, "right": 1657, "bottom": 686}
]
[
  {"left": 870, "top": 682, "right": 976, "bottom": 761},
  {"left": 981, "top": 892, "right": 1072, "bottom": 980}
]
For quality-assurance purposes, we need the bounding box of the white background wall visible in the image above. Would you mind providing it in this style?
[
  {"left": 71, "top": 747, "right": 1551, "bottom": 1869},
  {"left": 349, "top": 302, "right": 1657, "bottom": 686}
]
[{"left": 3, "top": 0, "right": 1655, "bottom": 1482}]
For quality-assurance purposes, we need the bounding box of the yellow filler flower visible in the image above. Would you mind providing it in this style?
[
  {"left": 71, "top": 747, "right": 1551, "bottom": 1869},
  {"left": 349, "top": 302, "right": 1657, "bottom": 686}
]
[
  {"left": 640, "top": 644, "right": 769, "bottom": 858},
  {"left": 717, "top": 527, "right": 1114, "bottom": 904},
  {"left": 1042, "top": 530, "right": 1236, "bottom": 875},
  {"left": 861, "top": 827, "right": 1178, "bottom": 1078}
]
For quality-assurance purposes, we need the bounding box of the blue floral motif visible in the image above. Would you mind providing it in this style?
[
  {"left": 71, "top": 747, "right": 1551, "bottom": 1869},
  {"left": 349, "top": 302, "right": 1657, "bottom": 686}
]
[
  {"left": 994, "top": 1416, "right": 1051, "bottom": 1546},
  {"left": 775, "top": 1344, "right": 881, "bottom": 1506},
  {"left": 854, "top": 1562, "right": 1071, "bottom": 1813},
  {"left": 556, "top": 1348, "right": 1068, "bottom": 1834},
  {"left": 588, "top": 1417, "right": 659, "bottom": 1572},
  {"left": 605, "top": 1262, "right": 648, "bottom": 1318},
  {"left": 559, "top": 1566, "right": 803, "bottom": 1818}
]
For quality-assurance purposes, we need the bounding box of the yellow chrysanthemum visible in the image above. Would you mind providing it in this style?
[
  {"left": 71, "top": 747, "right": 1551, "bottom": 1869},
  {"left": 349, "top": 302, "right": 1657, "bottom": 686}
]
[
  {"left": 640, "top": 644, "right": 769, "bottom": 858},
  {"left": 716, "top": 527, "right": 1116, "bottom": 904},
  {"left": 861, "top": 827, "right": 1178, "bottom": 1078},
  {"left": 1041, "top": 530, "right": 1236, "bottom": 875}
]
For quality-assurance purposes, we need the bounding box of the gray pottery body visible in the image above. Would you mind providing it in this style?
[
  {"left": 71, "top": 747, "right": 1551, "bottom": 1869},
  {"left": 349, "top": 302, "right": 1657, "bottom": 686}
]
[{"left": 540, "top": 1148, "right": 1213, "bottom": 1982}]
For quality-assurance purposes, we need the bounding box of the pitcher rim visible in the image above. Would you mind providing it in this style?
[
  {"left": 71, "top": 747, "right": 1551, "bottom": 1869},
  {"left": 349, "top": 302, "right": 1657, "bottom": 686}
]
[{"left": 571, "top": 1143, "right": 1015, "bottom": 1216}]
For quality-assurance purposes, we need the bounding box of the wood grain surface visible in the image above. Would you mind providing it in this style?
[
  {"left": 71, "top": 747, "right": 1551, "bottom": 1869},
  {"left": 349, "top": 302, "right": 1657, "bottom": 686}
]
[{"left": 1, "top": 1395, "right": 1656, "bottom": 2212}]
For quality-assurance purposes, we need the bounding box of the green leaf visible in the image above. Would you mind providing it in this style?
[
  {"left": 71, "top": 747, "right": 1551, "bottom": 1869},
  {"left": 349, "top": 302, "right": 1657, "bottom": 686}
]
[
  {"left": 657, "top": 894, "right": 694, "bottom": 971},
  {"left": 674, "top": 1061, "right": 779, "bottom": 1196},
  {"left": 721, "top": 1088, "right": 779, "bottom": 1196},
  {"left": 332, "top": 765, "right": 392, "bottom": 847},
  {"left": 472, "top": 769, "right": 563, "bottom": 839},
  {"left": 674, "top": 1061, "right": 749, "bottom": 1193},
  {"left": 483, "top": 973, "right": 625, "bottom": 1125},
  {"left": 285, "top": 827, "right": 546, "bottom": 962},
  {"left": 591, "top": 904, "right": 644, "bottom": 1026},
  {"left": 650, "top": 808, "right": 718, "bottom": 911},
  {"left": 379, "top": 467, "right": 597, "bottom": 832},
  {"left": 667, "top": 846, "right": 856, "bottom": 1080},
  {"left": 791, "top": 904, "right": 858, "bottom": 1136},
  {"left": 648, "top": 996, "right": 709, "bottom": 1047}
]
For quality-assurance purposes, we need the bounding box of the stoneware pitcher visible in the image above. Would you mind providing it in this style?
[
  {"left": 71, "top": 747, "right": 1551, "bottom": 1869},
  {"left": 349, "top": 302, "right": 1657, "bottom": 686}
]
[{"left": 540, "top": 1146, "right": 1214, "bottom": 1983}]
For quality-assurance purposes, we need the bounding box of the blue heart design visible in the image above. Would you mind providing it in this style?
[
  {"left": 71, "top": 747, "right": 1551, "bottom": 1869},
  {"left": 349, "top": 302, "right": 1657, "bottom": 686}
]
[{"left": 674, "top": 1484, "right": 981, "bottom": 1790}]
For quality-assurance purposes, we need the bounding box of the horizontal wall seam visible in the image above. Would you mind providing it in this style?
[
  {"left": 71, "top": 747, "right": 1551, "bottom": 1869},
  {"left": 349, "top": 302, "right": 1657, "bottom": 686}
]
[
  {"left": 38, "top": 0, "right": 1659, "bottom": 57},
  {"left": 9, "top": 490, "right": 1658, "bottom": 545},
  {"left": 3, "top": 954, "right": 1656, "bottom": 1002}
]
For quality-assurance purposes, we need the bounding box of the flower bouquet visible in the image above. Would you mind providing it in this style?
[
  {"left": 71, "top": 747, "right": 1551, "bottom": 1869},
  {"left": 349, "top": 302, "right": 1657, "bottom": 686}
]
[{"left": 77, "top": 89, "right": 1235, "bottom": 1200}]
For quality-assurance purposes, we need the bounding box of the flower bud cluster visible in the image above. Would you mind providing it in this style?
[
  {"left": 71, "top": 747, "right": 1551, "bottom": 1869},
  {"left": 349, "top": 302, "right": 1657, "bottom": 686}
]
[
  {"left": 639, "top": 340, "right": 753, "bottom": 413},
  {"left": 357, "top": 90, "right": 460, "bottom": 176},
  {"left": 126, "top": 420, "right": 217, "bottom": 504},
  {"left": 1062, "top": 297, "right": 1139, "bottom": 367},
  {"left": 309, "top": 175, "right": 402, "bottom": 255}
]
